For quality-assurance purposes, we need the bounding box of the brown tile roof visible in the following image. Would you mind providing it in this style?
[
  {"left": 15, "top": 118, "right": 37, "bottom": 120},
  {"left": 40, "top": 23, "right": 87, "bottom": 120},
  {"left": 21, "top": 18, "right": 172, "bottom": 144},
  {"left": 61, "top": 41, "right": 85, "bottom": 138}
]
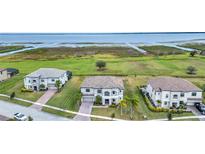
[
  {"left": 81, "top": 76, "right": 124, "bottom": 90},
  {"left": 148, "top": 77, "right": 202, "bottom": 92}
]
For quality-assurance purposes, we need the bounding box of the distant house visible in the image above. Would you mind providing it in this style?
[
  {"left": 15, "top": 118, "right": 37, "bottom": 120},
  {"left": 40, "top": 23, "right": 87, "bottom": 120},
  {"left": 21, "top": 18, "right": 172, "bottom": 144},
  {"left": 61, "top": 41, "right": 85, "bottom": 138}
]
[
  {"left": 6, "top": 68, "right": 19, "bottom": 78},
  {"left": 24, "top": 68, "right": 69, "bottom": 91},
  {"left": 0, "top": 68, "right": 8, "bottom": 82},
  {"left": 80, "top": 76, "right": 124, "bottom": 105},
  {"left": 146, "top": 77, "right": 203, "bottom": 108}
]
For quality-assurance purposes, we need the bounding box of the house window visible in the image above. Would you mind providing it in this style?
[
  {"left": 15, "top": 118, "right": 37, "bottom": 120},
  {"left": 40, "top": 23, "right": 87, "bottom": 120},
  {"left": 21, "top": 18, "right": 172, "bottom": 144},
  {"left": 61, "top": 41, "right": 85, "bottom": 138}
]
[
  {"left": 112, "top": 99, "right": 116, "bottom": 103},
  {"left": 52, "top": 79, "right": 55, "bottom": 82},
  {"left": 192, "top": 92, "right": 197, "bottom": 96},
  {"left": 164, "top": 101, "right": 168, "bottom": 105},
  {"left": 112, "top": 91, "right": 116, "bottom": 95},
  {"left": 86, "top": 89, "right": 90, "bottom": 92},
  {"left": 28, "top": 80, "right": 31, "bottom": 83},
  {"left": 165, "top": 94, "right": 169, "bottom": 98},
  {"left": 173, "top": 94, "right": 178, "bottom": 99},
  {"left": 41, "top": 79, "right": 44, "bottom": 82},
  {"left": 180, "top": 93, "right": 185, "bottom": 97},
  {"left": 97, "top": 89, "right": 102, "bottom": 93},
  {"left": 33, "top": 80, "right": 36, "bottom": 83},
  {"left": 104, "top": 91, "right": 110, "bottom": 96}
]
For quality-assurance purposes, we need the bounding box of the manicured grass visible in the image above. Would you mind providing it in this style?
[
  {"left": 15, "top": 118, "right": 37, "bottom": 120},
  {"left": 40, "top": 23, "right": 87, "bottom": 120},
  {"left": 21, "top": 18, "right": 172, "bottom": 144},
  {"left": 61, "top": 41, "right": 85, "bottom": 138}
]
[
  {"left": 0, "top": 74, "right": 44, "bottom": 101},
  {"left": 0, "top": 46, "right": 25, "bottom": 53},
  {"left": 1, "top": 53, "right": 205, "bottom": 76},
  {"left": 92, "top": 76, "right": 194, "bottom": 121},
  {"left": 179, "top": 43, "right": 205, "bottom": 51},
  {"left": 0, "top": 96, "right": 32, "bottom": 107},
  {"left": 42, "top": 77, "right": 83, "bottom": 117},
  {"left": 140, "top": 45, "right": 185, "bottom": 55}
]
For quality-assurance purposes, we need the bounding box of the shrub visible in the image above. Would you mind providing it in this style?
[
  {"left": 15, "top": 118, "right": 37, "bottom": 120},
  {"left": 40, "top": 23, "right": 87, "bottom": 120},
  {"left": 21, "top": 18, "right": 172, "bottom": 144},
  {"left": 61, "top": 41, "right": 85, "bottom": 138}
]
[
  {"left": 95, "top": 95, "right": 102, "bottom": 105},
  {"left": 28, "top": 116, "right": 33, "bottom": 121},
  {"left": 39, "top": 84, "right": 46, "bottom": 90},
  {"left": 10, "top": 92, "right": 15, "bottom": 99},
  {"left": 167, "top": 112, "right": 172, "bottom": 121},
  {"left": 109, "top": 104, "right": 117, "bottom": 108},
  {"left": 21, "top": 88, "right": 33, "bottom": 92},
  {"left": 190, "top": 51, "right": 197, "bottom": 57},
  {"left": 111, "top": 113, "right": 115, "bottom": 119}
]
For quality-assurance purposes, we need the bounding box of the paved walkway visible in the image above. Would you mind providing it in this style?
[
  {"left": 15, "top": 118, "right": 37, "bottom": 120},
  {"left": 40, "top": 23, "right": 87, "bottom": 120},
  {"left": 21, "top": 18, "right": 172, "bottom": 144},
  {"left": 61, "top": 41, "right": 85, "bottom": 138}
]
[
  {"left": 73, "top": 101, "right": 94, "bottom": 121},
  {"left": 187, "top": 106, "right": 205, "bottom": 121},
  {"left": 0, "top": 100, "right": 71, "bottom": 121},
  {"left": 126, "top": 43, "right": 147, "bottom": 54},
  {"left": 31, "top": 89, "right": 57, "bottom": 110}
]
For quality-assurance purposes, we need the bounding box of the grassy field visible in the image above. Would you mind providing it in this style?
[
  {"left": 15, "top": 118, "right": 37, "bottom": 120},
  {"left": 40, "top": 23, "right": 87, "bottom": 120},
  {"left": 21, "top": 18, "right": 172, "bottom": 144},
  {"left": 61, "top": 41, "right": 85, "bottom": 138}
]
[
  {"left": 42, "top": 77, "right": 84, "bottom": 118},
  {"left": 0, "top": 96, "right": 32, "bottom": 107},
  {"left": 140, "top": 45, "right": 185, "bottom": 55},
  {"left": 92, "top": 76, "right": 194, "bottom": 120},
  {"left": 6, "top": 46, "right": 141, "bottom": 60},
  {"left": 0, "top": 46, "right": 25, "bottom": 53}
]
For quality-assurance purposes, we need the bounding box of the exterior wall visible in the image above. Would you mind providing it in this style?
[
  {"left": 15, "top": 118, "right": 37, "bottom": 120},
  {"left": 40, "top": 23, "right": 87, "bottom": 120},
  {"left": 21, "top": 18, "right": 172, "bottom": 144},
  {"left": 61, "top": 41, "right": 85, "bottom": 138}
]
[
  {"left": 81, "top": 87, "right": 124, "bottom": 105},
  {"left": 146, "top": 84, "right": 202, "bottom": 108},
  {"left": 24, "top": 72, "right": 68, "bottom": 91},
  {"left": 0, "top": 70, "right": 8, "bottom": 81}
]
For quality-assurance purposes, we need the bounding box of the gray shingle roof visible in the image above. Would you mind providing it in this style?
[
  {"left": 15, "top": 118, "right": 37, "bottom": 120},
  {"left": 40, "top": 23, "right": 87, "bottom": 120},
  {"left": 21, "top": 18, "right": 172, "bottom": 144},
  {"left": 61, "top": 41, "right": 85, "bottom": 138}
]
[
  {"left": 81, "top": 76, "right": 124, "bottom": 89},
  {"left": 148, "top": 77, "right": 202, "bottom": 92},
  {"left": 26, "top": 68, "right": 66, "bottom": 78}
]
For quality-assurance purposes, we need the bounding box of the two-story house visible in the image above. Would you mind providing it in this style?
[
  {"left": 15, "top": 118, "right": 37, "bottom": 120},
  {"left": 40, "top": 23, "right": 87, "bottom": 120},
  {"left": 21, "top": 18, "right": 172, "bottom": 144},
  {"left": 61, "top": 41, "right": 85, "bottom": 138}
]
[
  {"left": 80, "top": 76, "right": 124, "bottom": 105},
  {"left": 24, "top": 68, "right": 68, "bottom": 91},
  {"left": 146, "top": 77, "right": 203, "bottom": 108}
]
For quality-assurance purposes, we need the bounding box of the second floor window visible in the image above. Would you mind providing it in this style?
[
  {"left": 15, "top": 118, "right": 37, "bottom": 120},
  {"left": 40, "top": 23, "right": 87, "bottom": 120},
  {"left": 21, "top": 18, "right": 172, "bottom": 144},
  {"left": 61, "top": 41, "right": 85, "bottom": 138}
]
[
  {"left": 192, "top": 92, "right": 197, "bottom": 96},
  {"left": 104, "top": 91, "right": 110, "bottom": 96},
  {"left": 97, "top": 89, "right": 102, "bottom": 93},
  {"left": 180, "top": 93, "right": 185, "bottom": 97},
  {"left": 173, "top": 94, "right": 178, "bottom": 99},
  {"left": 112, "top": 91, "right": 116, "bottom": 95},
  {"left": 41, "top": 79, "right": 44, "bottom": 82},
  {"left": 165, "top": 94, "right": 169, "bottom": 98},
  {"left": 86, "top": 89, "right": 90, "bottom": 92},
  {"left": 33, "top": 80, "right": 36, "bottom": 83}
]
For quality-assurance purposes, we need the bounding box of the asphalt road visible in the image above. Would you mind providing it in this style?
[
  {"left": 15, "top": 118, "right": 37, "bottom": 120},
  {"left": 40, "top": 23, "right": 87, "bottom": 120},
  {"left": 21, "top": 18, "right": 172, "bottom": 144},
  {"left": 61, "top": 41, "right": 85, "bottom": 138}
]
[{"left": 0, "top": 100, "right": 71, "bottom": 121}]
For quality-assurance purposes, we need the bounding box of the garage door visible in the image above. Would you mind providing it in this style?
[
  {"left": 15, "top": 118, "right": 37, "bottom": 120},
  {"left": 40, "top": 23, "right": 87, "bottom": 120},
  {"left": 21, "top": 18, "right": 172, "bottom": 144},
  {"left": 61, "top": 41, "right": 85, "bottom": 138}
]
[{"left": 82, "top": 96, "right": 94, "bottom": 102}]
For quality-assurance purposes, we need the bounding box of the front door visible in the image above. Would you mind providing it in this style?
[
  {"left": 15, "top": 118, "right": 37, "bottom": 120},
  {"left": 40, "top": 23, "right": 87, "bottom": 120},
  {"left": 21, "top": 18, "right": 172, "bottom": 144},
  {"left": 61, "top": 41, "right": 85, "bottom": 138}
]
[
  {"left": 105, "top": 99, "right": 110, "bottom": 105},
  {"left": 34, "top": 86, "right": 37, "bottom": 91}
]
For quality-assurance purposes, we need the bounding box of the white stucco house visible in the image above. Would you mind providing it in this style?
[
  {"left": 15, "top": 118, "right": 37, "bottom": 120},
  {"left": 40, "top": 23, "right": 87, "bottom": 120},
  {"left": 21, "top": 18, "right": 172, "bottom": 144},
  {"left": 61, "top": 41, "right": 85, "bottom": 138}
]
[
  {"left": 24, "top": 68, "right": 68, "bottom": 91},
  {"left": 146, "top": 77, "right": 203, "bottom": 108},
  {"left": 80, "top": 76, "right": 124, "bottom": 105}
]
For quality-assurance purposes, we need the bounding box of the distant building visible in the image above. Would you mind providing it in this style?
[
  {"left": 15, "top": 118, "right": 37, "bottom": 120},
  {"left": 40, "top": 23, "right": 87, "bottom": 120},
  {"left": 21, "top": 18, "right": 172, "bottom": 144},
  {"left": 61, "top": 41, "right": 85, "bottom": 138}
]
[
  {"left": 80, "top": 76, "right": 124, "bottom": 105},
  {"left": 0, "top": 68, "right": 8, "bottom": 82},
  {"left": 146, "top": 77, "right": 203, "bottom": 108},
  {"left": 6, "top": 68, "right": 19, "bottom": 78},
  {"left": 24, "top": 68, "right": 68, "bottom": 91}
]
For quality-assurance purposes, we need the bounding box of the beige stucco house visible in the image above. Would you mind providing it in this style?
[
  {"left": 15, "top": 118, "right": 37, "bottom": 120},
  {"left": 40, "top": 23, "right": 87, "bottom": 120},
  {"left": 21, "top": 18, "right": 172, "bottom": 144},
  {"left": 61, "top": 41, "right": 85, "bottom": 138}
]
[{"left": 0, "top": 68, "right": 8, "bottom": 82}]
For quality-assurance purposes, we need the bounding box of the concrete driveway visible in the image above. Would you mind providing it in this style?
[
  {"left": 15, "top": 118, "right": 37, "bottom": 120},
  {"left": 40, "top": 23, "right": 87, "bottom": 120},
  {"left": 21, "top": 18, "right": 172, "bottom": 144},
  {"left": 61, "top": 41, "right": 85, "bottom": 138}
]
[
  {"left": 187, "top": 106, "right": 205, "bottom": 121},
  {"left": 0, "top": 100, "right": 71, "bottom": 121},
  {"left": 74, "top": 101, "right": 94, "bottom": 121},
  {"left": 31, "top": 89, "right": 57, "bottom": 110}
]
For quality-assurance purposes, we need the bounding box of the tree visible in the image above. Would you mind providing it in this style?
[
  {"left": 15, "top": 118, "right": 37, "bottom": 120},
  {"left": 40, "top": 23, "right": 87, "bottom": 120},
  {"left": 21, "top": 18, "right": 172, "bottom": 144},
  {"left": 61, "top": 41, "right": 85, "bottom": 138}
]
[
  {"left": 39, "top": 84, "right": 45, "bottom": 90},
  {"left": 190, "top": 51, "right": 197, "bottom": 57},
  {"left": 95, "top": 95, "right": 102, "bottom": 105},
  {"left": 186, "top": 66, "right": 197, "bottom": 75},
  {"left": 167, "top": 112, "right": 172, "bottom": 121},
  {"left": 126, "top": 97, "right": 138, "bottom": 120},
  {"left": 119, "top": 99, "right": 127, "bottom": 116},
  {"left": 28, "top": 116, "right": 33, "bottom": 121},
  {"left": 96, "top": 60, "right": 106, "bottom": 70},
  {"left": 111, "top": 113, "right": 115, "bottom": 120},
  {"left": 10, "top": 92, "right": 15, "bottom": 99},
  {"left": 55, "top": 80, "right": 62, "bottom": 92}
]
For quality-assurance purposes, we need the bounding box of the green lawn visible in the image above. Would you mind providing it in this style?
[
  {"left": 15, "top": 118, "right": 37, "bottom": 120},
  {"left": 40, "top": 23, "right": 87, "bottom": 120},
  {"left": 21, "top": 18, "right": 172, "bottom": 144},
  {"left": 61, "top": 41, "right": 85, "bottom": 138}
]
[
  {"left": 140, "top": 45, "right": 185, "bottom": 55},
  {"left": 42, "top": 77, "right": 84, "bottom": 118},
  {"left": 0, "top": 46, "right": 25, "bottom": 53},
  {"left": 0, "top": 74, "right": 44, "bottom": 101},
  {"left": 0, "top": 96, "right": 32, "bottom": 107}
]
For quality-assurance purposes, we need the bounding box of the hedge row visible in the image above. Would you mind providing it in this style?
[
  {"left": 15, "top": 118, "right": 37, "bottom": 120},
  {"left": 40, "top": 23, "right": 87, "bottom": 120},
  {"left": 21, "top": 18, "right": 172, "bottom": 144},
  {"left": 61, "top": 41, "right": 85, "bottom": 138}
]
[{"left": 138, "top": 88, "right": 186, "bottom": 114}]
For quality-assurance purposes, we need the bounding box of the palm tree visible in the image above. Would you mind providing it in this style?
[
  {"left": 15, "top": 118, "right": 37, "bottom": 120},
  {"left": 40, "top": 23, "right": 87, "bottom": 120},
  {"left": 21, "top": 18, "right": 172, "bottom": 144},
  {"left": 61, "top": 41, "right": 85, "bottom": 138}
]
[
  {"left": 119, "top": 99, "right": 127, "bottom": 116},
  {"left": 126, "top": 97, "right": 138, "bottom": 119}
]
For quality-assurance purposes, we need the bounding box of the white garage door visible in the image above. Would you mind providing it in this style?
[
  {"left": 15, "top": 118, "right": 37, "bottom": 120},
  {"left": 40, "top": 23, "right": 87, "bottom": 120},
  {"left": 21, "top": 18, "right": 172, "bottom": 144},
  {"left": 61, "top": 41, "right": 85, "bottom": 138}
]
[{"left": 82, "top": 96, "right": 94, "bottom": 102}]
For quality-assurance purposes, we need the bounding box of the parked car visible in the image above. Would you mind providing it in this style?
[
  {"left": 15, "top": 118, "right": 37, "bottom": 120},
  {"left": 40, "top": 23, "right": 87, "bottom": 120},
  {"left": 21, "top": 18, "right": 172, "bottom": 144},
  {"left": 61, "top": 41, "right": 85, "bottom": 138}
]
[
  {"left": 195, "top": 103, "right": 205, "bottom": 115},
  {"left": 14, "top": 113, "right": 28, "bottom": 121}
]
